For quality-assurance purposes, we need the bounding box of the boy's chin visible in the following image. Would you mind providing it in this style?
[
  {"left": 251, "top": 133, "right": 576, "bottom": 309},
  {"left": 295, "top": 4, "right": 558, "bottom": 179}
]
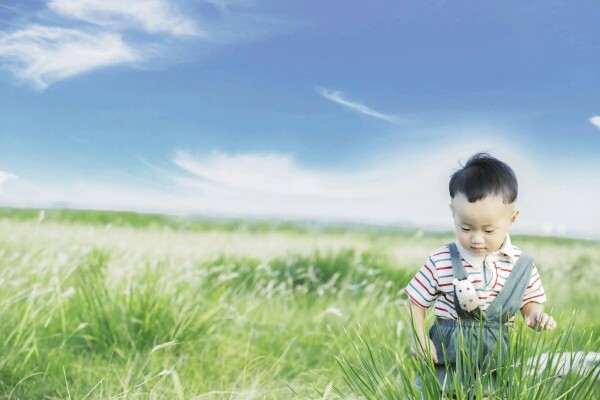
[{"left": 469, "top": 247, "right": 487, "bottom": 255}]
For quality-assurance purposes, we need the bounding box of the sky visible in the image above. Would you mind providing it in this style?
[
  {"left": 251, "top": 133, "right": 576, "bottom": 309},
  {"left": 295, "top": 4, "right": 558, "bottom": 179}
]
[{"left": 0, "top": 0, "right": 599, "bottom": 239}]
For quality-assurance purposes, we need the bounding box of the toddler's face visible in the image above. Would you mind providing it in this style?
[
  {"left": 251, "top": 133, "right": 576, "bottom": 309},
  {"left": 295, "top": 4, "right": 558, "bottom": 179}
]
[{"left": 450, "top": 193, "right": 519, "bottom": 257}]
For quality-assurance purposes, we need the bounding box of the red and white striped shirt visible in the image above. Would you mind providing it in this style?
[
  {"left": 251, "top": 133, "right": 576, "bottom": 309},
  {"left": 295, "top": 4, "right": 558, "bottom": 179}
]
[{"left": 404, "top": 236, "right": 546, "bottom": 320}]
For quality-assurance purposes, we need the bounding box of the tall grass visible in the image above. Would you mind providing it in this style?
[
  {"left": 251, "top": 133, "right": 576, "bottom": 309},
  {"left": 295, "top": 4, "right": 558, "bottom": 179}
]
[
  {"left": 335, "top": 321, "right": 599, "bottom": 399},
  {"left": 0, "top": 212, "right": 597, "bottom": 398}
]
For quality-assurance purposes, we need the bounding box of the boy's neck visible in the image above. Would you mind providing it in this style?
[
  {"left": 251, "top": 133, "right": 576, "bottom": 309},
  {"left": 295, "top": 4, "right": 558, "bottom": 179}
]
[
  {"left": 454, "top": 234, "right": 514, "bottom": 269},
  {"left": 455, "top": 240, "right": 486, "bottom": 269}
]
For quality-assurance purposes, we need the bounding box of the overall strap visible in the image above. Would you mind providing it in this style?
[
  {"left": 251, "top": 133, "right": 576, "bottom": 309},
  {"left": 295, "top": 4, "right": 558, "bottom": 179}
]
[
  {"left": 485, "top": 252, "right": 534, "bottom": 322},
  {"left": 448, "top": 243, "right": 468, "bottom": 280},
  {"left": 448, "top": 243, "right": 482, "bottom": 320}
]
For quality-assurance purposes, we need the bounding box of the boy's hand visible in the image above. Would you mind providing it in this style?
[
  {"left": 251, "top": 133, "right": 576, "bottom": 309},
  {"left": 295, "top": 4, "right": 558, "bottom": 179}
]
[
  {"left": 411, "top": 337, "right": 438, "bottom": 363},
  {"left": 521, "top": 302, "right": 557, "bottom": 331},
  {"left": 406, "top": 301, "right": 438, "bottom": 363},
  {"left": 526, "top": 311, "right": 557, "bottom": 331}
]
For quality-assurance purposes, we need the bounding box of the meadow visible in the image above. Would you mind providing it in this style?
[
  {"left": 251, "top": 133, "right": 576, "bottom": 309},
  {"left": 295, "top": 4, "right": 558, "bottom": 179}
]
[{"left": 0, "top": 208, "right": 598, "bottom": 399}]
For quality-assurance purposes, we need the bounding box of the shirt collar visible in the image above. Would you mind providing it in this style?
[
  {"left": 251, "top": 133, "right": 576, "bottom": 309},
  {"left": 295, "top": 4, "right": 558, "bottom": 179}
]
[
  {"left": 454, "top": 234, "right": 517, "bottom": 269},
  {"left": 498, "top": 234, "right": 517, "bottom": 263}
]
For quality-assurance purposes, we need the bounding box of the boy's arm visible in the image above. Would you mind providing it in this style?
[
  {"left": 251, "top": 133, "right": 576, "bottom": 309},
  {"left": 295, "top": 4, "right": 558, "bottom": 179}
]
[
  {"left": 520, "top": 302, "right": 556, "bottom": 331},
  {"left": 406, "top": 301, "right": 438, "bottom": 363}
]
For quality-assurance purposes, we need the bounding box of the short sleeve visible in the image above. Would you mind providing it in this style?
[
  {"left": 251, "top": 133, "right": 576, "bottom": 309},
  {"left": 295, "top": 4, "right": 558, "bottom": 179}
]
[
  {"left": 404, "top": 256, "right": 440, "bottom": 309},
  {"left": 520, "top": 263, "right": 547, "bottom": 307}
]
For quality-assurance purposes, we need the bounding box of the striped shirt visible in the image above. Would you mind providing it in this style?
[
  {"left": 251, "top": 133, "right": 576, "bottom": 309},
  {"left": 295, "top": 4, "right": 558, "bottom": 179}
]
[{"left": 404, "top": 237, "right": 546, "bottom": 320}]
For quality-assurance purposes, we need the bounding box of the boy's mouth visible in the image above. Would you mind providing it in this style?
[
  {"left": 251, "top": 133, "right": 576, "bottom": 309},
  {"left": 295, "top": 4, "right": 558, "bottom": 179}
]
[{"left": 470, "top": 247, "right": 486, "bottom": 253}]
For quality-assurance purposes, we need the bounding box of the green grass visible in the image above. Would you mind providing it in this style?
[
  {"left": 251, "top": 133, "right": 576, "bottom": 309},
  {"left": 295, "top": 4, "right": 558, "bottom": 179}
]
[
  {"left": 335, "top": 322, "right": 599, "bottom": 399},
  {"left": 0, "top": 209, "right": 598, "bottom": 398}
]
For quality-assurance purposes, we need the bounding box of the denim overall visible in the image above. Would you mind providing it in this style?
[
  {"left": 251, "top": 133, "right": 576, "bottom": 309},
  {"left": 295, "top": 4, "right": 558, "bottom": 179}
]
[{"left": 426, "top": 243, "right": 534, "bottom": 396}]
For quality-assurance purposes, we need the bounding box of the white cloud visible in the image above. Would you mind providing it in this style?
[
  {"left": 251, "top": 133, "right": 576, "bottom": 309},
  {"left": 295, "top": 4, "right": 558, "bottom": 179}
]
[
  {"left": 0, "top": 25, "right": 138, "bottom": 89},
  {"left": 167, "top": 146, "right": 480, "bottom": 225},
  {"left": 0, "top": 1, "right": 201, "bottom": 89},
  {"left": 167, "top": 142, "right": 600, "bottom": 239},
  {"left": 0, "top": 1, "right": 291, "bottom": 88},
  {"left": 173, "top": 151, "right": 357, "bottom": 198},
  {"left": 48, "top": 0, "right": 202, "bottom": 37},
  {"left": 2, "top": 134, "right": 599, "bottom": 239},
  {"left": 0, "top": 171, "right": 17, "bottom": 193},
  {"left": 0, "top": 1, "right": 198, "bottom": 89},
  {"left": 590, "top": 116, "right": 600, "bottom": 130},
  {"left": 317, "top": 87, "right": 404, "bottom": 125}
]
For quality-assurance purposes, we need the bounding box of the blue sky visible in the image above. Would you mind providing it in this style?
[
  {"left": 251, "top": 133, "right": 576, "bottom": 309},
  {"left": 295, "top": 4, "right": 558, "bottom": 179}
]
[{"left": 0, "top": 0, "right": 599, "bottom": 238}]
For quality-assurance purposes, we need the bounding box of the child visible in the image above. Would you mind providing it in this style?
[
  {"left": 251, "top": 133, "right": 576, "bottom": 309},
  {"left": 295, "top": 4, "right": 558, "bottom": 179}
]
[{"left": 404, "top": 152, "right": 556, "bottom": 396}]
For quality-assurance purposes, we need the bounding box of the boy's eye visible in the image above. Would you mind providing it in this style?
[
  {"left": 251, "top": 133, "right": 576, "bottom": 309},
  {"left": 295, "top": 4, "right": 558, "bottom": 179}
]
[
  {"left": 460, "top": 227, "right": 471, "bottom": 232},
  {"left": 485, "top": 230, "right": 496, "bottom": 234}
]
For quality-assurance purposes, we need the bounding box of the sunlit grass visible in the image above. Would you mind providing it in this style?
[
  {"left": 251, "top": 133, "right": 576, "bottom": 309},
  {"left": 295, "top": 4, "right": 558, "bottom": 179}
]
[
  {"left": 0, "top": 209, "right": 597, "bottom": 398},
  {"left": 335, "top": 322, "right": 599, "bottom": 399}
]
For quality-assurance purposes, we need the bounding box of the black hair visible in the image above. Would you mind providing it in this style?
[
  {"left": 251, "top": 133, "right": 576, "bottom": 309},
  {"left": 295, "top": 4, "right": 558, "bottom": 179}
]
[{"left": 449, "top": 152, "right": 518, "bottom": 204}]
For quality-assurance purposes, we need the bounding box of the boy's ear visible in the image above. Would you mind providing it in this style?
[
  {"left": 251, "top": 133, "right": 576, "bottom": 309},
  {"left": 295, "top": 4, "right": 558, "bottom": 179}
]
[
  {"left": 449, "top": 202, "right": 455, "bottom": 216},
  {"left": 509, "top": 209, "right": 520, "bottom": 228}
]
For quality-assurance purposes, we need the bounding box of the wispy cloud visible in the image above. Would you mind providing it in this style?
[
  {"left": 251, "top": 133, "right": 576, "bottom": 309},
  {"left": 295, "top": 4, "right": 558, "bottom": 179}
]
[
  {"left": 0, "top": 171, "right": 17, "bottom": 193},
  {"left": 166, "top": 142, "right": 600, "bottom": 238},
  {"left": 0, "top": 141, "right": 532, "bottom": 228},
  {"left": 590, "top": 116, "right": 600, "bottom": 130},
  {"left": 0, "top": 0, "right": 196, "bottom": 89},
  {"left": 173, "top": 151, "right": 355, "bottom": 198},
  {"left": 2, "top": 136, "right": 599, "bottom": 238},
  {"left": 317, "top": 87, "right": 404, "bottom": 125},
  {"left": 48, "top": 0, "right": 202, "bottom": 37},
  {"left": 0, "top": 25, "right": 138, "bottom": 89},
  {"left": 0, "top": 0, "right": 289, "bottom": 88},
  {"left": 166, "top": 146, "right": 482, "bottom": 224}
]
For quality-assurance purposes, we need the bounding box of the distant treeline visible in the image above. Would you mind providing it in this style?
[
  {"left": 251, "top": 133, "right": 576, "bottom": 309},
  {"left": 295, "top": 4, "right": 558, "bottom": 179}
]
[
  {"left": 0, "top": 207, "right": 592, "bottom": 245},
  {"left": 0, "top": 207, "right": 419, "bottom": 236}
]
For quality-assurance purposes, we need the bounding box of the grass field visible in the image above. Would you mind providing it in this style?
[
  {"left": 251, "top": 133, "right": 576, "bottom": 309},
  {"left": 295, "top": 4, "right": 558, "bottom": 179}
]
[{"left": 0, "top": 208, "right": 598, "bottom": 399}]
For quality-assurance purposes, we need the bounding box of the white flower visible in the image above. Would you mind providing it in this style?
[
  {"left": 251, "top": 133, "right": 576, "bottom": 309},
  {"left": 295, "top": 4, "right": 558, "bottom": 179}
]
[
  {"left": 37, "top": 210, "right": 45, "bottom": 224},
  {"left": 76, "top": 323, "right": 88, "bottom": 331},
  {"left": 217, "top": 272, "right": 240, "bottom": 282},
  {"left": 396, "top": 321, "right": 404, "bottom": 337},
  {"left": 60, "top": 287, "right": 76, "bottom": 298},
  {"left": 325, "top": 306, "right": 343, "bottom": 317}
]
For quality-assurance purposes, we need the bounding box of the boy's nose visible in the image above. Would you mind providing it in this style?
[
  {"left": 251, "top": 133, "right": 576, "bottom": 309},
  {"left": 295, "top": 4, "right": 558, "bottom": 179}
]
[{"left": 471, "top": 234, "right": 484, "bottom": 244}]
